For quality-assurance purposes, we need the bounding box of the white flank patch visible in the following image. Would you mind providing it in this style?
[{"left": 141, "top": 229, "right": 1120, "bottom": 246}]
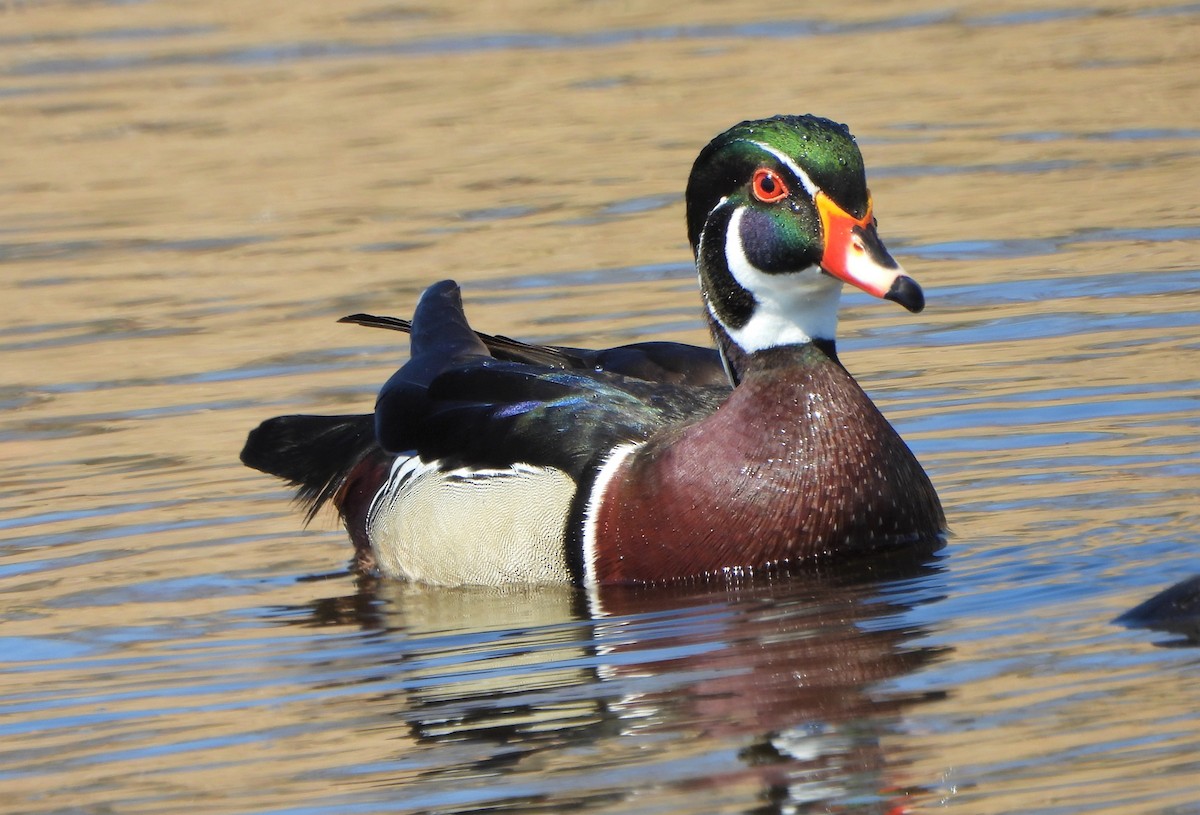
[
  {"left": 366, "top": 455, "right": 577, "bottom": 585},
  {"left": 715, "top": 207, "right": 844, "bottom": 352},
  {"left": 579, "top": 442, "right": 642, "bottom": 587}
]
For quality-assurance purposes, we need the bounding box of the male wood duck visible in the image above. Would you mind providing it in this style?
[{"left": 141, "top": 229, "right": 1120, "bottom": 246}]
[{"left": 242, "top": 115, "right": 945, "bottom": 585}]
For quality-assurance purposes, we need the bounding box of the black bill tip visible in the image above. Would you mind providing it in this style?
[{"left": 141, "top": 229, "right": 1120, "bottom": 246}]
[{"left": 884, "top": 275, "right": 925, "bottom": 313}]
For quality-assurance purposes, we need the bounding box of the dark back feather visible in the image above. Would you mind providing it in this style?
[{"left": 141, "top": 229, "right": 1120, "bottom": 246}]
[{"left": 240, "top": 414, "right": 377, "bottom": 521}]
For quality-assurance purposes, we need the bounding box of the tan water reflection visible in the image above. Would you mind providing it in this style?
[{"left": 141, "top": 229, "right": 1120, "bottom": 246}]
[{"left": 2, "top": 1, "right": 1199, "bottom": 813}]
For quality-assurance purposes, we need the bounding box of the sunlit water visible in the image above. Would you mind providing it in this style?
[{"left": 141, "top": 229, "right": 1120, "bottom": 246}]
[{"left": 2, "top": 2, "right": 1199, "bottom": 813}]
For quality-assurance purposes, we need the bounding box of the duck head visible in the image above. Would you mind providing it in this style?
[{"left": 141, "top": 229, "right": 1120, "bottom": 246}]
[{"left": 685, "top": 115, "right": 923, "bottom": 378}]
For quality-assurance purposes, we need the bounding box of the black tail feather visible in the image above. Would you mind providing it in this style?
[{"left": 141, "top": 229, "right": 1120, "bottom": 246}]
[
  {"left": 340, "top": 309, "right": 588, "bottom": 369},
  {"left": 241, "top": 414, "right": 377, "bottom": 522},
  {"left": 338, "top": 313, "right": 413, "bottom": 333}
]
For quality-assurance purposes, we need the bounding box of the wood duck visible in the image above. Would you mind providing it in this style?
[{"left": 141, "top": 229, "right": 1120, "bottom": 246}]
[{"left": 241, "top": 115, "right": 945, "bottom": 585}]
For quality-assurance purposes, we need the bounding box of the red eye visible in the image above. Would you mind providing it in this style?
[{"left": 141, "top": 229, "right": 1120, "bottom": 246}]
[{"left": 751, "top": 168, "right": 789, "bottom": 203}]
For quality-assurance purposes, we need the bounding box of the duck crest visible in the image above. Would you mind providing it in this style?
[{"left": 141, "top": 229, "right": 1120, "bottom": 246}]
[{"left": 585, "top": 344, "right": 942, "bottom": 583}]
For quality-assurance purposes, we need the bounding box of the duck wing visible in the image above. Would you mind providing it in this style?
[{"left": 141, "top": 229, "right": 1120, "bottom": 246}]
[
  {"left": 341, "top": 301, "right": 728, "bottom": 388},
  {"left": 372, "top": 281, "right": 726, "bottom": 474}
]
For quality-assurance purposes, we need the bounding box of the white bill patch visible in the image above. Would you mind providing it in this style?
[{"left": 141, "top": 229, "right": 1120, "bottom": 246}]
[
  {"left": 366, "top": 456, "right": 576, "bottom": 585},
  {"left": 713, "top": 207, "right": 843, "bottom": 352},
  {"left": 579, "top": 441, "right": 642, "bottom": 586}
]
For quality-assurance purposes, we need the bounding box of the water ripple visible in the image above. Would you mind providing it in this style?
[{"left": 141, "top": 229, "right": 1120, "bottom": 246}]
[{"left": 13, "top": 5, "right": 1200, "bottom": 77}]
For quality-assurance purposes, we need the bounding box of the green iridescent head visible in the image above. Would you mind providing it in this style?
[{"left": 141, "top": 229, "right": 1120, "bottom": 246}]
[
  {"left": 685, "top": 114, "right": 869, "bottom": 250},
  {"left": 682, "top": 115, "right": 922, "bottom": 361}
]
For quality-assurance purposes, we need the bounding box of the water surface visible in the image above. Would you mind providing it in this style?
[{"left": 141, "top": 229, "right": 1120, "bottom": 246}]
[{"left": 2, "top": 2, "right": 1199, "bottom": 813}]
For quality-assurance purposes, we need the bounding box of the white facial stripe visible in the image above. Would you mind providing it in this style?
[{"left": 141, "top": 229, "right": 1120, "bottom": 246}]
[
  {"left": 695, "top": 194, "right": 729, "bottom": 255},
  {"left": 716, "top": 207, "right": 843, "bottom": 351},
  {"left": 748, "top": 141, "right": 820, "bottom": 197}
]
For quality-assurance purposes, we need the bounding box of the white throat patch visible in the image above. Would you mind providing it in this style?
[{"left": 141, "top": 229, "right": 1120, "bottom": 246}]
[{"left": 711, "top": 206, "right": 843, "bottom": 352}]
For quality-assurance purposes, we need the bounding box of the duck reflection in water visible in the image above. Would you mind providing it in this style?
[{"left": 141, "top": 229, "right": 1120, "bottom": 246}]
[{"left": 294, "top": 559, "right": 949, "bottom": 814}]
